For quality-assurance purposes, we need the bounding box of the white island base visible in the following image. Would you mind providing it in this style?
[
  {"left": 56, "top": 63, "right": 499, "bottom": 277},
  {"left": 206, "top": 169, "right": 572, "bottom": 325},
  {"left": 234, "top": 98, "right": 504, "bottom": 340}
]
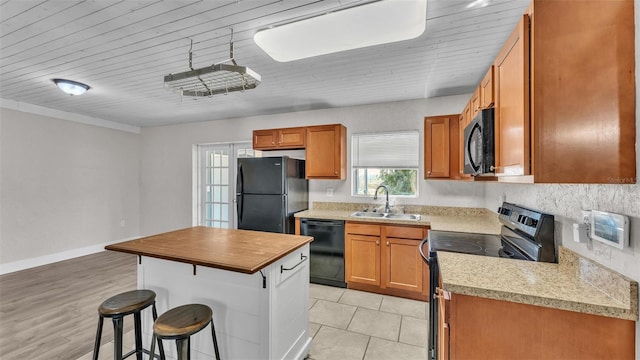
[{"left": 137, "top": 244, "right": 311, "bottom": 360}]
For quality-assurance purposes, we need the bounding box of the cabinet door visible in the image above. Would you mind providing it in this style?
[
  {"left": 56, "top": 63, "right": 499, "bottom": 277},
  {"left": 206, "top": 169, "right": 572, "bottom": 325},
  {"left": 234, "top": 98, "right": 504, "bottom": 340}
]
[
  {"left": 253, "top": 130, "right": 278, "bottom": 149},
  {"left": 494, "top": 14, "right": 530, "bottom": 176},
  {"left": 480, "top": 66, "right": 494, "bottom": 108},
  {"left": 424, "top": 116, "right": 450, "bottom": 178},
  {"left": 531, "top": 0, "right": 635, "bottom": 183},
  {"left": 279, "top": 127, "right": 306, "bottom": 148},
  {"left": 382, "top": 237, "right": 423, "bottom": 293},
  {"left": 345, "top": 234, "right": 380, "bottom": 286},
  {"left": 470, "top": 87, "right": 481, "bottom": 119},
  {"left": 305, "top": 125, "right": 346, "bottom": 179}
]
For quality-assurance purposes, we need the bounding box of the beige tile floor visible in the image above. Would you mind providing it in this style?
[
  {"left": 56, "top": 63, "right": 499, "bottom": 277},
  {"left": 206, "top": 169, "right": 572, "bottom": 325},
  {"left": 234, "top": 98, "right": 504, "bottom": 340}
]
[
  {"left": 307, "top": 283, "right": 429, "bottom": 360},
  {"left": 79, "top": 284, "right": 429, "bottom": 360}
]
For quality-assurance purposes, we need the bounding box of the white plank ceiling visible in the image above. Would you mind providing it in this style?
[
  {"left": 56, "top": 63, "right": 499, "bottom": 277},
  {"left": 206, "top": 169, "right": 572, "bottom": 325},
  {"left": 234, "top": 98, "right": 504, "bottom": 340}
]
[{"left": 0, "top": 0, "right": 530, "bottom": 127}]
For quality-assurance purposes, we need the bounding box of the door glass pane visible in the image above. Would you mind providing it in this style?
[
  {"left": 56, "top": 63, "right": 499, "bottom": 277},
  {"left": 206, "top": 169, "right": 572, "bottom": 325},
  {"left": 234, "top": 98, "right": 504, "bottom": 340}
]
[
  {"left": 221, "top": 204, "right": 228, "bottom": 221},
  {"left": 221, "top": 168, "right": 228, "bottom": 185},
  {"left": 221, "top": 186, "right": 228, "bottom": 202},
  {"left": 206, "top": 186, "right": 213, "bottom": 202}
]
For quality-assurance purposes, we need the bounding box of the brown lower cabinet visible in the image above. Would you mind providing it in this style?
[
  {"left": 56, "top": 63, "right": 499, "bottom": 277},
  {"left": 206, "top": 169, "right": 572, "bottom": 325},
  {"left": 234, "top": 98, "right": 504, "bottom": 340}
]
[
  {"left": 345, "top": 222, "right": 429, "bottom": 301},
  {"left": 439, "top": 290, "right": 635, "bottom": 359}
]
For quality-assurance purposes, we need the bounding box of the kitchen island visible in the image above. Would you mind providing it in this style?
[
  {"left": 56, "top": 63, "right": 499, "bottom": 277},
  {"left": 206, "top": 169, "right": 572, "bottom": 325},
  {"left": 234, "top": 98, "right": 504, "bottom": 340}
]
[{"left": 106, "top": 226, "right": 313, "bottom": 360}]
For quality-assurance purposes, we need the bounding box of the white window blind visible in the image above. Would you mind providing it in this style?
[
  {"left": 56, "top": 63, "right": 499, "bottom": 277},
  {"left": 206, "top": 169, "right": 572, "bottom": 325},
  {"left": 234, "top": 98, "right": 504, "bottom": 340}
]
[{"left": 351, "top": 131, "right": 419, "bottom": 168}]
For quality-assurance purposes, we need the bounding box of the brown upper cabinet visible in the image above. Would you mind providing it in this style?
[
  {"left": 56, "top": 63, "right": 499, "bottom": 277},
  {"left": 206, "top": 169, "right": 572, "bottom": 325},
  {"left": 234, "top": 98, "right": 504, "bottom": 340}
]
[
  {"left": 494, "top": 14, "right": 531, "bottom": 178},
  {"left": 252, "top": 124, "right": 347, "bottom": 180},
  {"left": 480, "top": 66, "right": 495, "bottom": 109},
  {"left": 424, "top": 114, "right": 460, "bottom": 179},
  {"left": 494, "top": 0, "right": 636, "bottom": 183},
  {"left": 253, "top": 127, "right": 306, "bottom": 150},
  {"left": 305, "top": 124, "right": 347, "bottom": 180}
]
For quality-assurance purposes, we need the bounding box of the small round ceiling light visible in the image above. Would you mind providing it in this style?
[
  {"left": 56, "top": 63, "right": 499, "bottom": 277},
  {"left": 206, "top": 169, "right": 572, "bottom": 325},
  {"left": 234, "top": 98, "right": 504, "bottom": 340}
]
[{"left": 52, "top": 78, "right": 90, "bottom": 96}]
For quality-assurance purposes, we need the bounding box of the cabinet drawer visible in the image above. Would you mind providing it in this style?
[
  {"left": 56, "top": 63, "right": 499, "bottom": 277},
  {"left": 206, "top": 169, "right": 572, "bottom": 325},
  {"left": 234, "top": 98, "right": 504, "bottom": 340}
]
[
  {"left": 385, "top": 226, "right": 424, "bottom": 240},
  {"left": 346, "top": 222, "right": 381, "bottom": 236}
]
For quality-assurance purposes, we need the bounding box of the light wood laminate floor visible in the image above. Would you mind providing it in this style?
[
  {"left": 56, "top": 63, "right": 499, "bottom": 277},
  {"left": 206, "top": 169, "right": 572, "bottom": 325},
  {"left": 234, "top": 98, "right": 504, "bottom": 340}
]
[
  {"left": 0, "top": 251, "right": 137, "bottom": 359},
  {"left": 1, "top": 251, "right": 429, "bottom": 360}
]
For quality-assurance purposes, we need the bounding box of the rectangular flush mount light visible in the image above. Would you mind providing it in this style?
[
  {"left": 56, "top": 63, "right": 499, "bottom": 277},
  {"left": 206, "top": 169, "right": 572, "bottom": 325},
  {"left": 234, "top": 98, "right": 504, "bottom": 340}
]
[{"left": 254, "top": 0, "right": 427, "bottom": 62}]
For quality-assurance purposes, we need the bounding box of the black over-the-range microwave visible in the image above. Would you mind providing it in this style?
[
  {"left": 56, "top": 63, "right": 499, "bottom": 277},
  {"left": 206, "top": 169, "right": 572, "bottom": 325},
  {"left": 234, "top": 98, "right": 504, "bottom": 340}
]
[{"left": 463, "top": 108, "right": 495, "bottom": 176}]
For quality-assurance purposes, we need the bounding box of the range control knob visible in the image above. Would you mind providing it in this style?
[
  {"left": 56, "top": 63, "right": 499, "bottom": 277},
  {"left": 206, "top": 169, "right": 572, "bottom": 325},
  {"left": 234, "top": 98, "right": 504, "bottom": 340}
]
[{"left": 524, "top": 217, "right": 538, "bottom": 227}]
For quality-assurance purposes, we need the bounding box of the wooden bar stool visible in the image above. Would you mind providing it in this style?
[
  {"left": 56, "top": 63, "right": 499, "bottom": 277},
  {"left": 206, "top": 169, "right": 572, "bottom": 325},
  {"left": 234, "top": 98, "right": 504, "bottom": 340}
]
[
  {"left": 93, "top": 289, "right": 164, "bottom": 360},
  {"left": 149, "top": 304, "right": 221, "bottom": 360}
]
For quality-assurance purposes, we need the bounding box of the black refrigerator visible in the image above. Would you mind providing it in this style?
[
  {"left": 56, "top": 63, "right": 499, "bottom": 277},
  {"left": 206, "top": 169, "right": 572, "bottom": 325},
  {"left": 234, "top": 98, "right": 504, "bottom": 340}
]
[{"left": 236, "top": 156, "right": 308, "bottom": 234}]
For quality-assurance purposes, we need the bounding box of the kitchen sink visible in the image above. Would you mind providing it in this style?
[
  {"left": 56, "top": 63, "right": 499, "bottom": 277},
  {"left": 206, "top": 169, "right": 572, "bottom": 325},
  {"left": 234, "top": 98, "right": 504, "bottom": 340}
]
[{"left": 350, "top": 212, "right": 421, "bottom": 221}]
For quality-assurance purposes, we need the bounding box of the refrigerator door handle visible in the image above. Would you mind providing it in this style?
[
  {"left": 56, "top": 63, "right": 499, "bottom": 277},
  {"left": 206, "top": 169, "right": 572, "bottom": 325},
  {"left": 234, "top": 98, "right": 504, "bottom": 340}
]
[
  {"left": 237, "top": 194, "right": 243, "bottom": 223},
  {"left": 237, "top": 162, "right": 244, "bottom": 195}
]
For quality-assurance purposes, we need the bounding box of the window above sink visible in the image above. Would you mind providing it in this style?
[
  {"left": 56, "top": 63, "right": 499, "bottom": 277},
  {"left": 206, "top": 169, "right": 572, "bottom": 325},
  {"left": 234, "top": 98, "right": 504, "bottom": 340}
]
[{"left": 351, "top": 131, "right": 419, "bottom": 198}]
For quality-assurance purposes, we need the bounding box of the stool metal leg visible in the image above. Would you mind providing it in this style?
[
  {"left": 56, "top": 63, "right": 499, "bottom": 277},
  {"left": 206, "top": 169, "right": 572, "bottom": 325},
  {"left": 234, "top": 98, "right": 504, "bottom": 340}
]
[
  {"left": 92, "top": 315, "right": 104, "bottom": 360},
  {"left": 210, "top": 320, "right": 221, "bottom": 360},
  {"left": 134, "top": 311, "right": 143, "bottom": 360},
  {"left": 148, "top": 334, "right": 157, "bottom": 360},
  {"left": 113, "top": 316, "right": 124, "bottom": 360},
  {"left": 151, "top": 303, "right": 166, "bottom": 359},
  {"left": 176, "top": 337, "right": 190, "bottom": 360}
]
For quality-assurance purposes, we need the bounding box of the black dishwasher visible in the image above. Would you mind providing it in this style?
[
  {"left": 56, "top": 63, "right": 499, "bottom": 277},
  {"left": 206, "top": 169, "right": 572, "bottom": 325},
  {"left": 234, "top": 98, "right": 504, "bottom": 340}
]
[{"left": 300, "top": 218, "right": 346, "bottom": 288}]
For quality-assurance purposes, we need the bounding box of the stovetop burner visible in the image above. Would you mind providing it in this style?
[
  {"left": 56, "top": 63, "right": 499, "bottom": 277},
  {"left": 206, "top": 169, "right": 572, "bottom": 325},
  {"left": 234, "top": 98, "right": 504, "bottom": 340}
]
[
  {"left": 428, "top": 230, "right": 502, "bottom": 258},
  {"left": 432, "top": 238, "right": 483, "bottom": 254}
]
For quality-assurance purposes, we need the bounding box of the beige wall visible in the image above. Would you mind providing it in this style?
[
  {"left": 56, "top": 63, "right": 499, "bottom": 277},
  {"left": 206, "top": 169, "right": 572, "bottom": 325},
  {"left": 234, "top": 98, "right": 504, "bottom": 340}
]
[
  {"left": 0, "top": 108, "right": 141, "bottom": 272},
  {"left": 139, "top": 94, "right": 487, "bottom": 236}
]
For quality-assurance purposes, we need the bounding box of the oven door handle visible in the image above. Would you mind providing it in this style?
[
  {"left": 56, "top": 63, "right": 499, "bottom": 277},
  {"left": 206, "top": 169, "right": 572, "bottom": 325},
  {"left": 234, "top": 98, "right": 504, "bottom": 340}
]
[{"left": 419, "top": 237, "right": 431, "bottom": 265}]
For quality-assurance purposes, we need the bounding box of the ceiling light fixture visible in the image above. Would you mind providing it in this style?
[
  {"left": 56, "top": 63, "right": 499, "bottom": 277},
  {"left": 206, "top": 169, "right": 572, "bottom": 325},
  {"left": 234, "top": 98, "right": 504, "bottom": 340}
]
[
  {"left": 164, "top": 29, "right": 261, "bottom": 98},
  {"left": 52, "top": 78, "right": 90, "bottom": 96},
  {"left": 253, "top": 0, "right": 427, "bottom": 62}
]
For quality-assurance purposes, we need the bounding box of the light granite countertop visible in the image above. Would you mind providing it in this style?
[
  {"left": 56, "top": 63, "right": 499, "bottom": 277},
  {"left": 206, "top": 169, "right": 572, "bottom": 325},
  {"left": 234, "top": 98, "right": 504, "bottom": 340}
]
[
  {"left": 295, "top": 202, "right": 502, "bottom": 235},
  {"left": 438, "top": 247, "right": 638, "bottom": 321},
  {"left": 297, "top": 202, "right": 638, "bottom": 322}
]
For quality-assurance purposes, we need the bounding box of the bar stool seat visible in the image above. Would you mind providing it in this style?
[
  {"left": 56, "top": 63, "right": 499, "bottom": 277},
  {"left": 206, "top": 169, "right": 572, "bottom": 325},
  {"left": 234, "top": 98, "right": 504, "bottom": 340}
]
[
  {"left": 93, "top": 289, "right": 163, "bottom": 360},
  {"left": 149, "top": 304, "right": 221, "bottom": 360}
]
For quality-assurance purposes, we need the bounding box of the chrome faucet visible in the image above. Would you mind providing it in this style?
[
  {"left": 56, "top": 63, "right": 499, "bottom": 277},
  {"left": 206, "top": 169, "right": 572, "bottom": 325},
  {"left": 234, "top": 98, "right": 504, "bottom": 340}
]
[{"left": 374, "top": 185, "right": 391, "bottom": 214}]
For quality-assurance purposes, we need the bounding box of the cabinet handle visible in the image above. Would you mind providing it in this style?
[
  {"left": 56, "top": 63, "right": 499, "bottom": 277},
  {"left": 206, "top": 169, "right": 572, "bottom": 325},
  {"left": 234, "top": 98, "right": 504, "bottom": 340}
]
[
  {"left": 280, "top": 254, "right": 308, "bottom": 273},
  {"left": 386, "top": 241, "right": 389, "bottom": 246},
  {"left": 376, "top": 240, "right": 379, "bottom": 245},
  {"left": 490, "top": 163, "right": 520, "bottom": 171},
  {"left": 334, "top": 171, "right": 338, "bottom": 175},
  {"left": 427, "top": 170, "right": 431, "bottom": 175}
]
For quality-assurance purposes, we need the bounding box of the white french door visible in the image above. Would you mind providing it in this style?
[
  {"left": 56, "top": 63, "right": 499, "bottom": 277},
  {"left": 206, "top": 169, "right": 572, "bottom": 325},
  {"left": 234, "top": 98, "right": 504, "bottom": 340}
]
[{"left": 196, "top": 142, "right": 259, "bottom": 229}]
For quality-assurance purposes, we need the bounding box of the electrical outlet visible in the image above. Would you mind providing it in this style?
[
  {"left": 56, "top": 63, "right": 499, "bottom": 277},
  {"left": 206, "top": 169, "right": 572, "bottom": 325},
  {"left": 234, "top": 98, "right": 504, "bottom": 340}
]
[
  {"left": 326, "top": 187, "right": 333, "bottom": 197},
  {"left": 581, "top": 210, "right": 591, "bottom": 224},
  {"left": 120, "top": 220, "right": 126, "bottom": 228}
]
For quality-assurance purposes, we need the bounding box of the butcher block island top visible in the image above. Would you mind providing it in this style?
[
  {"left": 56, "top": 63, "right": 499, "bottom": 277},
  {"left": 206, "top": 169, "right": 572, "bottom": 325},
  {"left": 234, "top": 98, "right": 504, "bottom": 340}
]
[{"left": 105, "top": 226, "right": 313, "bottom": 274}]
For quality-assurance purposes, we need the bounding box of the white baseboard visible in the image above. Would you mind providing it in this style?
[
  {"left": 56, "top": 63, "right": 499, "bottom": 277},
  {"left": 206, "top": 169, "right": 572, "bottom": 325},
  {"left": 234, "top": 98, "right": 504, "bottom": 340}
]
[{"left": 0, "top": 236, "right": 141, "bottom": 275}]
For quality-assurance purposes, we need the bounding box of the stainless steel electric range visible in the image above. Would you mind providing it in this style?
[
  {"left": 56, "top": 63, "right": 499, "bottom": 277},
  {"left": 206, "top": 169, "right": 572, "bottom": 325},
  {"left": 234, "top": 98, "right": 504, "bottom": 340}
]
[{"left": 419, "top": 202, "right": 556, "bottom": 360}]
